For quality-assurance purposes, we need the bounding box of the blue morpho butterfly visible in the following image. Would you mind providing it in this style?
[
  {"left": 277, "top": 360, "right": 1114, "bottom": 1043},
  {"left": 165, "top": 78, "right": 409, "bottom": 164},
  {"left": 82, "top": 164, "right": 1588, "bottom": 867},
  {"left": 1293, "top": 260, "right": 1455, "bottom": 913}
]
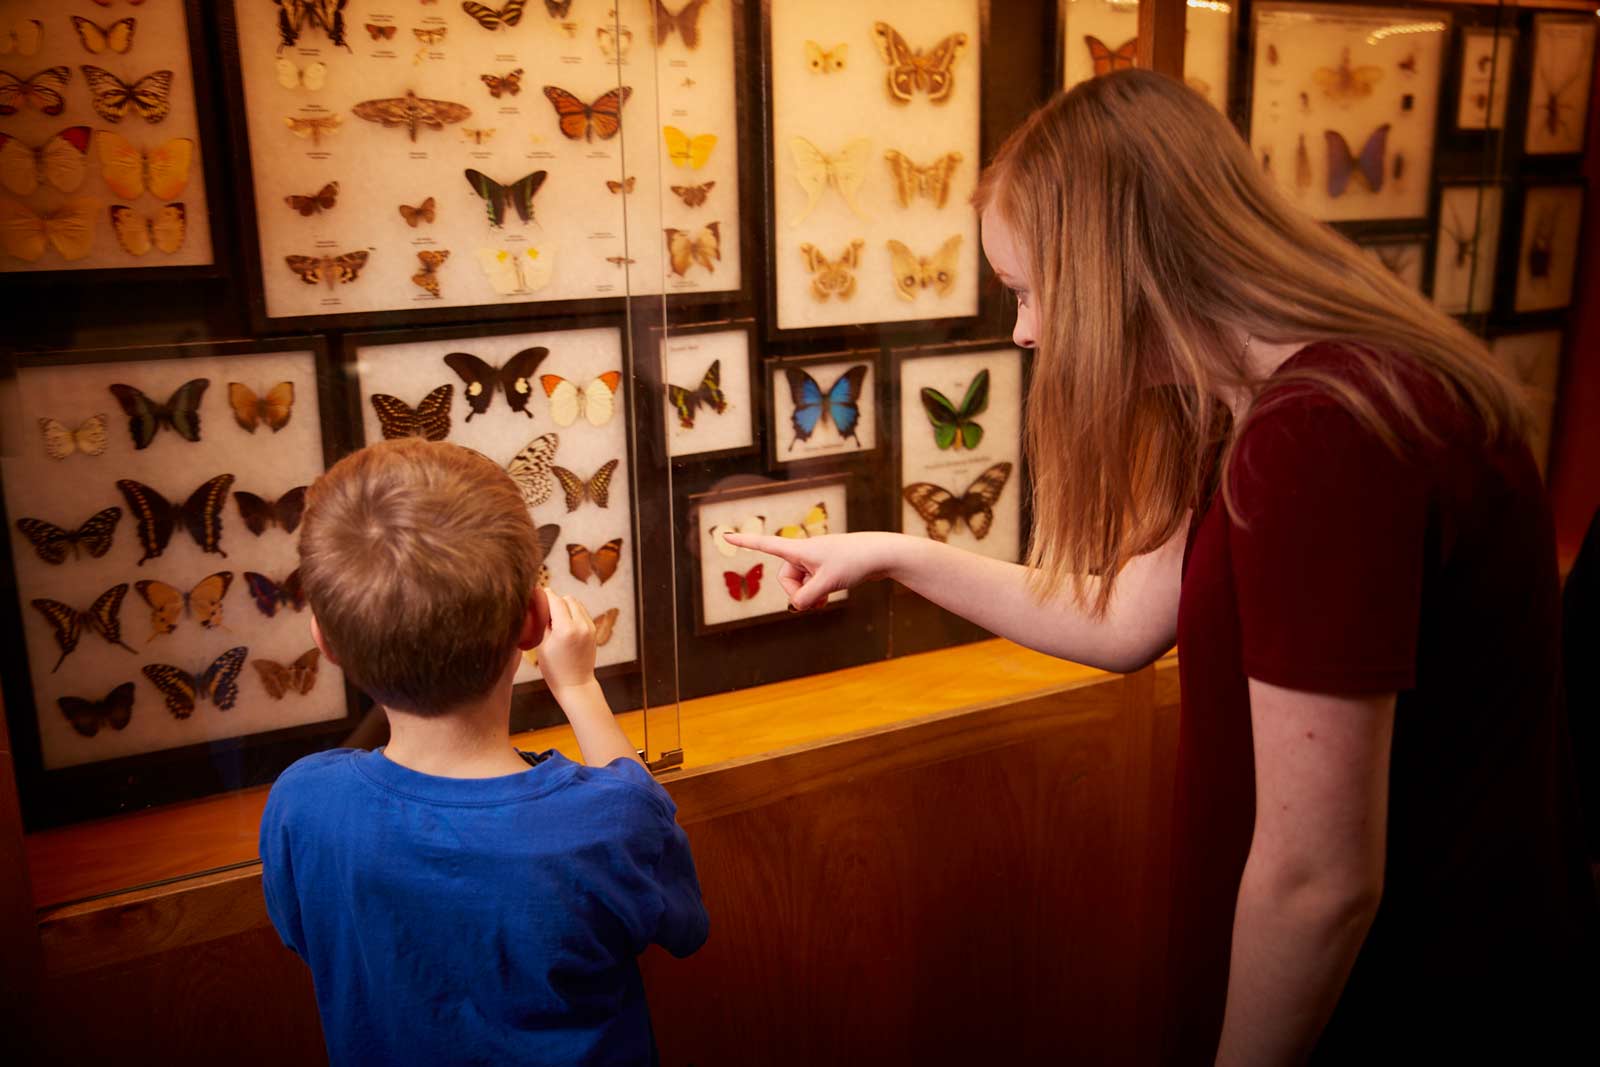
[
  {"left": 785, "top": 364, "right": 868, "bottom": 448},
  {"left": 1324, "top": 124, "right": 1389, "bottom": 198}
]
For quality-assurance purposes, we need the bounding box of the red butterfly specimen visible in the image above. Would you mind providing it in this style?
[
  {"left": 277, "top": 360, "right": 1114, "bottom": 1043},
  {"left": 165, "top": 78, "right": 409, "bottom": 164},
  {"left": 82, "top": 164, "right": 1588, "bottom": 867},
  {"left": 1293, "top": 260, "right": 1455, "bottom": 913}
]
[{"left": 723, "top": 563, "right": 763, "bottom": 601}]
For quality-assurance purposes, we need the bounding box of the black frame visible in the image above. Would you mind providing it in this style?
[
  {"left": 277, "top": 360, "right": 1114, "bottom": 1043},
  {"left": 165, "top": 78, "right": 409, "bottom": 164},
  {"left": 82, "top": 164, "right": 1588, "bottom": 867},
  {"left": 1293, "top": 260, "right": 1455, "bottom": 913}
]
[
  {"left": 762, "top": 347, "right": 883, "bottom": 471},
  {"left": 1430, "top": 178, "right": 1507, "bottom": 323},
  {"left": 1521, "top": 12, "right": 1596, "bottom": 161},
  {"left": 646, "top": 316, "right": 763, "bottom": 466},
  {"left": 1508, "top": 177, "right": 1587, "bottom": 317}
]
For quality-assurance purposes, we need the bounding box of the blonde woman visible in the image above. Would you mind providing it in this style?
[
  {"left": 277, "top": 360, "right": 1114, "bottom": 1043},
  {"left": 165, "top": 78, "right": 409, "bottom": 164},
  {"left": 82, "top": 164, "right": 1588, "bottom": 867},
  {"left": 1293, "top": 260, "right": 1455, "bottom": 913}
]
[{"left": 730, "top": 71, "right": 1593, "bottom": 1061}]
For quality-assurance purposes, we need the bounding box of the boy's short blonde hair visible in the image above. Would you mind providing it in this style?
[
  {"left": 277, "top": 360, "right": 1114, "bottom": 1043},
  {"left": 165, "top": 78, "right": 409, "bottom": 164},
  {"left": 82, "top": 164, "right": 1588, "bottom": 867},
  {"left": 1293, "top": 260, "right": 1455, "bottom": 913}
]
[{"left": 298, "top": 438, "right": 540, "bottom": 714}]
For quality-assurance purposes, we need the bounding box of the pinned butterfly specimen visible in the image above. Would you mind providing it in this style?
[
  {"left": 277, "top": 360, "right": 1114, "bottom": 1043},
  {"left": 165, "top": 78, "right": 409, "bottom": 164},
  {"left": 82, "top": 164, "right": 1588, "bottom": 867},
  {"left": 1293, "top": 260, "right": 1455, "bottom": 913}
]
[
  {"left": 110, "top": 202, "right": 185, "bottom": 255},
  {"left": 1324, "top": 125, "right": 1389, "bottom": 197},
  {"left": 790, "top": 137, "right": 871, "bottom": 225},
  {"left": 254, "top": 648, "right": 321, "bottom": 700},
  {"left": 785, "top": 364, "right": 866, "bottom": 447},
  {"left": 81, "top": 66, "right": 173, "bottom": 124},
  {"left": 274, "top": 0, "right": 352, "bottom": 54},
  {"left": 884, "top": 149, "right": 962, "bottom": 209},
  {"left": 872, "top": 23, "right": 968, "bottom": 104},
  {"left": 921, "top": 368, "right": 989, "bottom": 450},
  {"left": 903, "top": 462, "right": 1013, "bottom": 542},
  {"left": 461, "top": 1, "right": 528, "bottom": 31},
  {"left": 477, "top": 245, "right": 552, "bottom": 293},
  {"left": 14, "top": 506, "right": 121, "bottom": 565},
  {"left": 244, "top": 569, "right": 305, "bottom": 617},
  {"left": 591, "top": 606, "right": 619, "bottom": 646},
  {"left": 0, "top": 126, "right": 90, "bottom": 195},
  {"left": 482, "top": 68, "right": 523, "bottom": 97},
  {"left": 412, "top": 249, "right": 449, "bottom": 296},
  {"left": 552, "top": 459, "right": 619, "bottom": 512},
  {"left": 399, "top": 196, "right": 436, "bottom": 227},
  {"left": 545, "top": 0, "right": 573, "bottom": 17},
  {"left": 567, "top": 539, "right": 622, "bottom": 584},
  {"left": 670, "top": 181, "right": 713, "bottom": 207},
  {"left": 59, "top": 683, "right": 135, "bottom": 738},
  {"left": 1313, "top": 47, "right": 1383, "bottom": 102},
  {"left": 39, "top": 413, "right": 109, "bottom": 459},
  {"left": 463, "top": 168, "right": 546, "bottom": 227},
  {"left": 777, "top": 502, "right": 828, "bottom": 539},
  {"left": 229, "top": 382, "right": 295, "bottom": 434},
  {"left": 1085, "top": 35, "right": 1136, "bottom": 76},
  {"left": 801, "top": 240, "right": 862, "bottom": 300},
  {"left": 542, "top": 85, "right": 631, "bottom": 142},
  {"left": 96, "top": 132, "right": 192, "bottom": 200},
  {"left": 353, "top": 90, "right": 471, "bottom": 141},
  {"left": 666, "top": 360, "right": 726, "bottom": 430},
  {"left": 0, "top": 197, "right": 97, "bottom": 261},
  {"left": 710, "top": 515, "right": 764, "bottom": 557},
  {"left": 0, "top": 20, "right": 42, "bottom": 58},
  {"left": 108, "top": 378, "right": 207, "bottom": 449},
  {"left": 70, "top": 16, "right": 135, "bottom": 56},
  {"left": 134, "top": 571, "right": 233, "bottom": 640},
  {"left": 542, "top": 371, "right": 622, "bottom": 428},
  {"left": 608, "top": 175, "right": 636, "bottom": 195},
  {"left": 143, "top": 646, "right": 249, "bottom": 718},
  {"left": 234, "top": 486, "right": 308, "bottom": 536},
  {"left": 444, "top": 347, "right": 547, "bottom": 421},
  {"left": 371, "top": 384, "right": 453, "bottom": 441},
  {"left": 506, "top": 432, "right": 559, "bottom": 509},
  {"left": 806, "top": 41, "right": 847, "bottom": 73},
  {"left": 597, "top": 26, "right": 632, "bottom": 61},
  {"left": 0, "top": 66, "right": 70, "bottom": 116},
  {"left": 662, "top": 125, "right": 715, "bottom": 168},
  {"left": 462, "top": 126, "right": 495, "bottom": 144},
  {"left": 723, "top": 563, "right": 762, "bottom": 602},
  {"left": 285, "top": 250, "right": 370, "bottom": 289},
  {"left": 285, "top": 114, "right": 342, "bottom": 144},
  {"left": 664, "top": 222, "right": 720, "bottom": 276},
  {"left": 652, "top": 0, "right": 708, "bottom": 48},
  {"left": 286, "top": 181, "right": 338, "bottom": 216},
  {"left": 531, "top": 522, "right": 560, "bottom": 586},
  {"left": 276, "top": 59, "right": 328, "bottom": 91},
  {"left": 887, "top": 235, "right": 962, "bottom": 301},
  {"left": 117, "top": 474, "right": 234, "bottom": 565},
  {"left": 31, "top": 584, "right": 138, "bottom": 671},
  {"left": 413, "top": 27, "right": 448, "bottom": 45},
  {"left": 366, "top": 23, "right": 397, "bottom": 41}
]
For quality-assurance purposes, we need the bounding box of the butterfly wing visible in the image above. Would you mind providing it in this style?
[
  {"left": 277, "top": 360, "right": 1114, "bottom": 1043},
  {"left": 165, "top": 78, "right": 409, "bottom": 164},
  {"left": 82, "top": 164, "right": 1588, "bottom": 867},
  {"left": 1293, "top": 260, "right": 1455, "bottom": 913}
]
[
  {"left": 690, "top": 222, "right": 720, "bottom": 271},
  {"left": 142, "top": 663, "right": 198, "bottom": 718},
  {"left": 507, "top": 170, "right": 547, "bottom": 223},
  {"left": 243, "top": 571, "right": 289, "bottom": 617},
  {"left": 957, "top": 462, "right": 1013, "bottom": 539},
  {"left": 0, "top": 66, "right": 69, "bottom": 116},
  {"left": 505, "top": 431, "right": 559, "bottom": 509},
  {"left": 116, "top": 478, "right": 174, "bottom": 564},
  {"left": 584, "top": 87, "right": 630, "bottom": 142},
  {"left": 134, "top": 579, "right": 184, "bottom": 639},
  {"left": 59, "top": 681, "right": 136, "bottom": 737},
  {"left": 789, "top": 137, "right": 830, "bottom": 224},
  {"left": 914, "top": 34, "right": 969, "bottom": 101},
  {"left": 541, "top": 374, "right": 581, "bottom": 427},
  {"left": 551, "top": 465, "right": 585, "bottom": 512},
  {"left": 925, "top": 235, "right": 962, "bottom": 296},
  {"left": 542, "top": 85, "right": 592, "bottom": 141},
  {"left": 785, "top": 369, "right": 826, "bottom": 443},
  {"left": 887, "top": 240, "right": 919, "bottom": 301},
  {"left": 663, "top": 125, "right": 716, "bottom": 169},
  {"left": 197, "top": 646, "right": 249, "bottom": 710},
  {"left": 161, "top": 377, "right": 207, "bottom": 442},
  {"left": 902, "top": 482, "right": 958, "bottom": 542},
  {"left": 498, "top": 346, "right": 547, "bottom": 417},
  {"left": 413, "top": 384, "right": 453, "bottom": 440},
  {"left": 872, "top": 23, "right": 916, "bottom": 103},
  {"left": 187, "top": 571, "right": 233, "bottom": 630},
  {"left": 920, "top": 386, "right": 961, "bottom": 450},
  {"left": 824, "top": 365, "right": 868, "bottom": 442},
  {"left": 592, "top": 607, "right": 619, "bottom": 646},
  {"left": 1324, "top": 130, "right": 1354, "bottom": 198},
  {"left": 253, "top": 658, "right": 290, "bottom": 700},
  {"left": 586, "top": 459, "right": 619, "bottom": 508},
  {"left": 956, "top": 368, "right": 990, "bottom": 448},
  {"left": 84, "top": 583, "right": 136, "bottom": 654},
  {"left": 581, "top": 371, "right": 621, "bottom": 427},
  {"left": 723, "top": 563, "right": 763, "bottom": 601},
  {"left": 443, "top": 352, "right": 499, "bottom": 419},
  {"left": 463, "top": 168, "right": 508, "bottom": 227},
  {"left": 31, "top": 597, "right": 85, "bottom": 671},
  {"left": 591, "top": 538, "right": 622, "bottom": 583},
  {"left": 1357, "top": 124, "right": 1389, "bottom": 193},
  {"left": 179, "top": 473, "right": 234, "bottom": 556}
]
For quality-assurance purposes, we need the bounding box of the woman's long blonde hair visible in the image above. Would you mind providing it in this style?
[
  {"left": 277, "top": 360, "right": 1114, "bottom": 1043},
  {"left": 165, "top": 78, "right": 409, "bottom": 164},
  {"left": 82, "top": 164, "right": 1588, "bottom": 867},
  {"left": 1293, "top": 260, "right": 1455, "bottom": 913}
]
[{"left": 975, "top": 70, "right": 1527, "bottom": 615}]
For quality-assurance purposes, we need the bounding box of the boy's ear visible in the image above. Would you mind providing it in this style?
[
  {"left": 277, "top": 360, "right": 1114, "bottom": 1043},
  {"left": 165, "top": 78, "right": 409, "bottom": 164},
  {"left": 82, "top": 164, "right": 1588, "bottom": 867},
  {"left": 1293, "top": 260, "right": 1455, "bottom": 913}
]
[
  {"left": 517, "top": 587, "right": 550, "bottom": 651},
  {"left": 309, "top": 613, "right": 341, "bottom": 667}
]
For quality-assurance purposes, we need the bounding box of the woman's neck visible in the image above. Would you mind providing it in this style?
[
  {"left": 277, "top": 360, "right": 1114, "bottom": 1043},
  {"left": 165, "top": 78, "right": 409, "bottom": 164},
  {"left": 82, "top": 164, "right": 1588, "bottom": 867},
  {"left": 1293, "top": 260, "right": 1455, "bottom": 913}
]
[{"left": 1225, "top": 332, "right": 1317, "bottom": 416}]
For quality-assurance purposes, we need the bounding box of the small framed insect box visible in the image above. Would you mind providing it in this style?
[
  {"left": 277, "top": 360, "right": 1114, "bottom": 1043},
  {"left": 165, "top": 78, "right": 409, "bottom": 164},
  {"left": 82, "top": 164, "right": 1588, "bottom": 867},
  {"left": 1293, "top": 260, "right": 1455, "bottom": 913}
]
[
  {"left": 764, "top": 349, "right": 880, "bottom": 469},
  {"left": 1523, "top": 14, "right": 1596, "bottom": 157}
]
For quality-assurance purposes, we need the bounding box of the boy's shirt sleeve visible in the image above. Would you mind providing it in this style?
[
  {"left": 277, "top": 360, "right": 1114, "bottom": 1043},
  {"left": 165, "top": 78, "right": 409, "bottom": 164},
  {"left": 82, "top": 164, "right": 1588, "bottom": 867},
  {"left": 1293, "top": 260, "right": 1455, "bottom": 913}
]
[
  {"left": 258, "top": 782, "right": 308, "bottom": 958},
  {"left": 604, "top": 758, "right": 710, "bottom": 958}
]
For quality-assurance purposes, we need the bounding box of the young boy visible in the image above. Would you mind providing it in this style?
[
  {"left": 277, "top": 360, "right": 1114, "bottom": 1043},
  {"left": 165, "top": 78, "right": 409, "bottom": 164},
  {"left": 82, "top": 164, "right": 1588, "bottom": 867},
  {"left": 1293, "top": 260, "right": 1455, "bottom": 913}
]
[{"left": 260, "top": 438, "right": 708, "bottom": 1066}]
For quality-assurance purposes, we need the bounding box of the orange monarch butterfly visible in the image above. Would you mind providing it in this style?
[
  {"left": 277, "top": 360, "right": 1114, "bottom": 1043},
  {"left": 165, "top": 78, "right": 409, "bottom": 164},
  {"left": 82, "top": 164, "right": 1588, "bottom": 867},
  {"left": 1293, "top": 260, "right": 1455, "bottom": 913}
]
[
  {"left": 542, "top": 85, "right": 630, "bottom": 142},
  {"left": 1085, "top": 35, "right": 1136, "bottom": 77}
]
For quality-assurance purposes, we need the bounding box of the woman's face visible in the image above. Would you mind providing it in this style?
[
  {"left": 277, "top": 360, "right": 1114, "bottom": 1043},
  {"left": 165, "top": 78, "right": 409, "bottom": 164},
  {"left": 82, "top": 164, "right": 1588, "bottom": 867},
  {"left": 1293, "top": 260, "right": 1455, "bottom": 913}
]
[{"left": 980, "top": 206, "right": 1037, "bottom": 350}]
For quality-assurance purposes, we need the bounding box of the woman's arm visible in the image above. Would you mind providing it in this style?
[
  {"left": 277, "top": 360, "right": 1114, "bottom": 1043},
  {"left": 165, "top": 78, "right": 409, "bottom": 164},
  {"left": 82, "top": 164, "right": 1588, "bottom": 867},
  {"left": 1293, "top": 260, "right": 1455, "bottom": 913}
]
[
  {"left": 1214, "top": 679, "right": 1394, "bottom": 1065},
  {"left": 725, "top": 525, "right": 1187, "bottom": 674}
]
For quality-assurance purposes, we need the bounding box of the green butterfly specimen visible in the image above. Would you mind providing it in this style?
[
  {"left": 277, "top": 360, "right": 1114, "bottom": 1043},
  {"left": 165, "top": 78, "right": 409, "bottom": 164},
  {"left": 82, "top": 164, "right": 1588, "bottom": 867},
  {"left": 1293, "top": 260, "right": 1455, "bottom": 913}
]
[{"left": 920, "top": 368, "right": 988, "bottom": 450}]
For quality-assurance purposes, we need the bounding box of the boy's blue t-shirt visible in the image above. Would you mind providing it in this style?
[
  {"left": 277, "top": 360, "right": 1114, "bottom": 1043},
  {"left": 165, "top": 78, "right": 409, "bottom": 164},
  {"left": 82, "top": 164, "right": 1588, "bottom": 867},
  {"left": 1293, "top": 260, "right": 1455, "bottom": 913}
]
[{"left": 259, "top": 748, "right": 708, "bottom": 1067}]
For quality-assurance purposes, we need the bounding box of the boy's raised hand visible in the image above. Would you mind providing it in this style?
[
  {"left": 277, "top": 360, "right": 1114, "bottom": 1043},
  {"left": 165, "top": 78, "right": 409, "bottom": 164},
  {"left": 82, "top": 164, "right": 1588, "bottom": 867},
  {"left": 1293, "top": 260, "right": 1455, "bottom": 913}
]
[
  {"left": 720, "top": 532, "right": 894, "bottom": 611},
  {"left": 539, "top": 593, "right": 597, "bottom": 691}
]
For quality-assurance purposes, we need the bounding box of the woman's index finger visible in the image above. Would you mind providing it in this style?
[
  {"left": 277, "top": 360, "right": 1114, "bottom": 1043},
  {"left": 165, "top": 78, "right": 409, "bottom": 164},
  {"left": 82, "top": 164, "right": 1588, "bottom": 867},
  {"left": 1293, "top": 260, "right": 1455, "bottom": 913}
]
[{"left": 722, "top": 532, "right": 808, "bottom": 563}]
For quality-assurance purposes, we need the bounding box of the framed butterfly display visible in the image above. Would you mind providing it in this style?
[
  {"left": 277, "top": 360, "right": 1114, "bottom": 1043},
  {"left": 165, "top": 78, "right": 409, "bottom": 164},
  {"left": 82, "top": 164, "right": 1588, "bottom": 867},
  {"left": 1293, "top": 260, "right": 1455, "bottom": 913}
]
[
  {"left": 1054, "top": 0, "right": 1233, "bottom": 113},
  {"left": 765, "top": 0, "right": 981, "bottom": 333},
  {"left": 348, "top": 320, "right": 640, "bottom": 683},
  {"left": 1249, "top": 4, "right": 1448, "bottom": 223},
  {"left": 0, "top": 0, "right": 217, "bottom": 277},
  {"left": 0, "top": 340, "right": 354, "bottom": 819},
  {"left": 1431, "top": 183, "right": 1502, "bottom": 316},
  {"left": 1489, "top": 331, "right": 1564, "bottom": 476},
  {"left": 1455, "top": 28, "right": 1514, "bottom": 133},
  {"left": 1523, "top": 16, "right": 1595, "bottom": 157},
  {"left": 658, "top": 320, "right": 756, "bottom": 460},
  {"left": 1512, "top": 184, "right": 1584, "bottom": 315},
  {"left": 896, "top": 344, "right": 1025, "bottom": 563},
  {"left": 689, "top": 474, "right": 849, "bottom": 632},
  {"left": 766, "top": 351, "right": 878, "bottom": 467}
]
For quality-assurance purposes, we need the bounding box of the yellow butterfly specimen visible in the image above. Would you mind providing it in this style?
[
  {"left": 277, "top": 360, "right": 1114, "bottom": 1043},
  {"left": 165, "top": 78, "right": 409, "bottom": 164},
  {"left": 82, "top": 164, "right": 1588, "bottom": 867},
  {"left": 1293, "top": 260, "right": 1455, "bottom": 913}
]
[
  {"left": 0, "top": 20, "right": 43, "bottom": 58},
  {"left": 110, "top": 202, "right": 186, "bottom": 255},
  {"left": 777, "top": 502, "right": 829, "bottom": 539},
  {"left": 134, "top": 571, "right": 233, "bottom": 640},
  {"left": 476, "top": 246, "right": 553, "bottom": 294},
  {"left": 285, "top": 114, "right": 343, "bottom": 144},
  {"left": 70, "top": 16, "right": 135, "bottom": 55},
  {"left": 253, "top": 648, "right": 321, "bottom": 700},
  {"left": 663, "top": 125, "right": 716, "bottom": 169},
  {"left": 1312, "top": 47, "right": 1384, "bottom": 102},
  {"left": 462, "top": 127, "right": 495, "bottom": 144},
  {"left": 884, "top": 149, "right": 962, "bottom": 209},
  {"left": 664, "top": 221, "right": 720, "bottom": 276},
  {"left": 398, "top": 196, "right": 436, "bottom": 226},
  {"left": 887, "top": 235, "right": 962, "bottom": 300},
  {"left": 96, "top": 132, "right": 192, "bottom": 200},
  {"left": 0, "top": 196, "right": 98, "bottom": 261},
  {"left": 285, "top": 250, "right": 370, "bottom": 289},
  {"left": 81, "top": 66, "right": 173, "bottom": 124},
  {"left": 39, "top": 413, "right": 109, "bottom": 460},
  {"left": 872, "top": 23, "right": 968, "bottom": 105},
  {"left": 800, "top": 239, "right": 863, "bottom": 300},
  {"left": 274, "top": 58, "right": 328, "bottom": 91},
  {"left": 790, "top": 136, "right": 871, "bottom": 225},
  {"left": 0, "top": 125, "right": 90, "bottom": 196},
  {"left": 806, "top": 41, "right": 846, "bottom": 73},
  {"left": 412, "top": 249, "right": 449, "bottom": 297}
]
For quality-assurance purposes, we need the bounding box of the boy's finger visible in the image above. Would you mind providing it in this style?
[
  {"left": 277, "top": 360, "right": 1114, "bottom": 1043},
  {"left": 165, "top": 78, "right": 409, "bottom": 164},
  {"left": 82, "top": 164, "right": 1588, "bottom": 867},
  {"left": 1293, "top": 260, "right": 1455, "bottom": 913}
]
[
  {"left": 545, "top": 591, "right": 572, "bottom": 630},
  {"left": 567, "top": 596, "right": 593, "bottom": 626},
  {"left": 529, "top": 587, "right": 552, "bottom": 646}
]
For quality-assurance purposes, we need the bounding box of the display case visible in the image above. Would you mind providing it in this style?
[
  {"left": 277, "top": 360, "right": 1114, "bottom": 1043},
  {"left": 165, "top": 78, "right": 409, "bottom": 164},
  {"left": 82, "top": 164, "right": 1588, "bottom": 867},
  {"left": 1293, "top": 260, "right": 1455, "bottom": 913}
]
[{"left": 1, "top": 0, "right": 1592, "bottom": 922}]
